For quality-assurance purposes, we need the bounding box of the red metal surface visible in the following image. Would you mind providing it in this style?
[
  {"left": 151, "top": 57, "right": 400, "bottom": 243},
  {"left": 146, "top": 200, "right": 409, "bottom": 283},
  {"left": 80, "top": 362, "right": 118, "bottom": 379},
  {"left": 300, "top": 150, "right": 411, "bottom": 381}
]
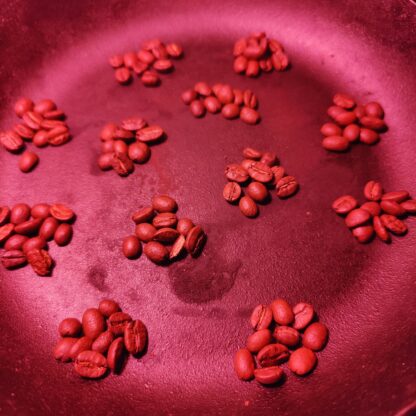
[{"left": 0, "top": 1, "right": 415, "bottom": 415}]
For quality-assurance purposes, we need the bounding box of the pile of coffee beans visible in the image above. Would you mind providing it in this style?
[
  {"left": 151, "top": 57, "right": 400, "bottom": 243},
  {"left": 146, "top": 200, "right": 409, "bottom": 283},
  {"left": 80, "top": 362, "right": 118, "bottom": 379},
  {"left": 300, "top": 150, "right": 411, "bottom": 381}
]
[
  {"left": 233, "top": 32, "right": 290, "bottom": 77},
  {"left": 234, "top": 299, "right": 328, "bottom": 386},
  {"left": 321, "top": 94, "right": 387, "bottom": 152},
  {"left": 109, "top": 38, "right": 183, "bottom": 86},
  {"left": 122, "top": 195, "right": 206, "bottom": 265},
  {"left": 0, "top": 203, "right": 76, "bottom": 276},
  {"left": 181, "top": 83, "right": 261, "bottom": 125},
  {"left": 332, "top": 181, "right": 415, "bottom": 243},
  {"left": 53, "top": 299, "right": 148, "bottom": 379},
  {"left": 223, "top": 147, "right": 298, "bottom": 218},
  {"left": 0, "top": 98, "right": 71, "bottom": 173},
  {"left": 98, "top": 117, "right": 166, "bottom": 177}
]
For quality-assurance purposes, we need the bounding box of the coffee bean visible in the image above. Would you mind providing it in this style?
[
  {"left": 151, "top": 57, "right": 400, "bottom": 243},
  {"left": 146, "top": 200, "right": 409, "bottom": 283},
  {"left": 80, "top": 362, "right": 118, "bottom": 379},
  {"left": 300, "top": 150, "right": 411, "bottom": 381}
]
[
  {"left": 54, "top": 223, "right": 73, "bottom": 246},
  {"left": 115, "top": 67, "right": 132, "bottom": 84},
  {"left": 288, "top": 347, "right": 317, "bottom": 375},
  {"left": 141, "top": 70, "right": 161, "bottom": 86},
  {"left": 248, "top": 162, "right": 273, "bottom": 183},
  {"left": 107, "top": 312, "right": 133, "bottom": 336},
  {"left": 176, "top": 218, "right": 194, "bottom": 236},
  {"left": 268, "top": 38, "right": 283, "bottom": 52},
  {"left": 194, "top": 82, "right": 212, "bottom": 96},
  {"left": 276, "top": 176, "right": 298, "bottom": 198},
  {"left": 124, "top": 320, "right": 148, "bottom": 355},
  {"left": 153, "top": 228, "right": 179, "bottom": 244},
  {"left": 333, "top": 93, "right": 356, "bottom": 109},
  {"left": 373, "top": 216, "right": 390, "bottom": 242},
  {"left": 181, "top": 89, "right": 198, "bottom": 105},
  {"left": 321, "top": 135, "right": 350, "bottom": 152},
  {"left": 132, "top": 207, "right": 155, "bottom": 224},
  {"left": 271, "top": 299, "right": 294, "bottom": 325},
  {"left": 98, "top": 299, "right": 121, "bottom": 318},
  {"left": 50, "top": 204, "right": 74, "bottom": 222},
  {"left": 292, "top": 303, "right": 314, "bottom": 330},
  {"left": 271, "top": 52, "right": 289, "bottom": 70},
  {"left": 401, "top": 200, "right": 416, "bottom": 213},
  {"left": 0, "top": 223, "right": 14, "bottom": 245},
  {"left": 4, "top": 234, "right": 28, "bottom": 251},
  {"left": 216, "top": 84, "right": 234, "bottom": 104},
  {"left": 43, "top": 110, "right": 65, "bottom": 120},
  {"left": 34, "top": 99, "right": 56, "bottom": 115},
  {"left": 170, "top": 234, "right": 186, "bottom": 260},
  {"left": 123, "top": 51, "right": 138, "bottom": 68},
  {"left": 153, "top": 59, "right": 173, "bottom": 72},
  {"left": 22, "top": 237, "right": 47, "bottom": 253},
  {"left": 98, "top": 153, "right": 114, "bottom": 171},
  {"left": 271, "top": 166, "right": 285, "bottom": 185},
  {"left": 212, "top": 83, "right": 223, "bottom": 97},
  {"left": 53, "top": 337, "right": 78, "bottom": 362},
  {"left": 152, "top": 195, "right": 177, "bottom": 213},
  {"left": 345, "top": 208, "right": 371, "bottom": 228},
  {"left": 320, "top": 123, "right": 342, "bottom": 137},
  {"left": 259, "top": 152, "right": 278, "bottom": 167},
  {"left": 327, "top": 105, "right": 345, "bottom": 119},
  {"left": 365, "top": 102, "right": 384, "bottom": 119},
  {"left": 82, "top": 308, "right": 106, "bottom": 340},
  {"left": 92, "top": 331, "right": 114, "bottom": 354},
  {"left": 135, "top": 223, "right": 157, "bottom": 242},
  {"left": 74, "top": 350, "right": 108, "bottom": 379},
  {"left": 10, "top": 203, "right": 31, "bottom": 224},
  {"left": 257, "top": 343, "right": 289, "bottom": 367},
  {"left": 243, "top": 90, "right": 258, "bottom": 109},
  {"left": 0, "top": 131, "right": 24, "bottom": 153},
  {"left": 240, "top": 107, "right": 260, "bottom": 125},
  {"left": 122, "top": 235, "right": 142, "bottom": 259},
  {"left": 22, "top": 111, "right": 43, "bottom": 130},
  {"left": 14, "top": 97, "right": 34, "bottom": 117},
  {"left": 31, "top": 203, "right": 50, "bottom": 219},
  {"left": 354, "top": 105, "right": 366, "bottom": 118},
  {"left": 112, "top": 152, "right": 134, "bottom": 176},
  {"left": 100, "top": 123, "right": 117, "bottom": 141},
  {"left": 233, "top": 38, "right": 247, "bottom": 56},
  {"left": 69, "top": 336, "right": 93, "bottom": 361},
  {"left": 273, "top": 326, "right": 300, "bottom": 347},
  {"left": 26, "top": 248, "right": 52, "bottom": 276},
  {"left": 58, "top": 318, "right": 82, "bottom": 337},
  {"left": 360, "top": 116, "right": 385, "bottom": 131},
  {"left": 233, "top": 348, "right": 255, "bottom": 381},
  {"left": 152, "top": 212, "right": 177, "bottom": 229},
  {"left": 107, "top": 338, "right": 125, "bottom": 373},
  {"left": 381, "top": 191, "right": 409, "bottom": 203},
  {"left": 343, "top": 124, "right": 360, "bottom": 142},
  {"left": 185, "top": 226, "right": 206, "bottom": 258},
  {"left": 239, "top": 196, "right": 258, "bottom": 218},
  {"left": 360, "top": 201, "right": 381, "bottom": 217},
  {"left": 352, "top": 225, "right": 374, "bottom": 243},
  {"left": 254, "top": 366, "right": 284, "bottom": 385},
  {"left": 250, "top": 304, "right": 273, "bottom": 331},
  {"left": 242, "top": 147, "right": 262, "bottom": 160},
  {"left": 332, "top": 195, "right": 358, "bottom": 215},
  {"left": 190, "top": 100, "right": 206, "bottom": 118},
  {"left": 14, "top": 218, "right": 43, "bottom": 236},
  {"left": 166, "top": 43, "right": 183, "bottom": 58},
  {"left": 144, "top": 241, "right": 169, "bottom": 264},
  {"left": 359, "top": 128, "right": 379, "bottom": 145},
  {"left": 1, "top": 250, "right": 27, "bottom": 269},
  {"left": 225, "top": 164, "right": 249, "bottom": 183},
  {"left": 303, "top": 322, "right": 328, "bottom": 351},
  {"left": 138, "top": 49, "right": 155, "bottom": 64},
  {"left": 233, "top": 55, "right": 248, "bottom": 73},
  {"left": 246, "top": 328, "right": 272, "bottom": 353},
  {"left": 335, "top": 110, "right": 357, "bottom": 126},
  {"left": 363, "top": 180, "right": 383, "bottom": 201},
  {"left": 241, "top": 159, "right": 256, "bottom": 171},
  {"left": 142, "top": 38, "right": 162, "bottom": 51},
  {"left": 128, "top": 142, "right": 151, "bottom": 164},
  {"left": 136, "top": 125, "right": 164, "bottom": 143},
  {"left": 223, "top": 182, "right": 242, "bottom": 203},
  {"left": 14, "top": 123, "right": 35, "bottom": 139},
  {"left": 39, "top": 217, "right": 59, "bottom": 241},
  {"left": 47, "top": 126, "right": 70, "bottom": 146},
  {"left": 221, "top": 103, "right": 240, "bottom": 119},
  {"left": 204, "top": 96, "right": 222, "bottom": 114},
  {"left": 380, "top": 200, "right": 406, "bottom": 217},
  {"left": 0, "top": 206, "right": 10, "bottom": 226},
  {"left": 380, "top": 214, "right": 407, "bottom": 235},
  {"left": 246, "top": 59, "right": 260, "bottom": 76}
]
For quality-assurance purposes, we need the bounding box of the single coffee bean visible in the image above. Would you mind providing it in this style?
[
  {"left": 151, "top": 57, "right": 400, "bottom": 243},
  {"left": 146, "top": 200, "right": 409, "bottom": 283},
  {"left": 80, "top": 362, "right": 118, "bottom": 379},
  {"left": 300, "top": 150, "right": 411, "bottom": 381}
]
[
  {"left": 345, "top": 208, "right": 371, "bottom": 228},
  {"left": 107, "top": 338, "right": 125, "bottom": 373},
  {"left": 122, "top": 235, "right": 142, "bottom": 259},
  {"left": 354, "top": 105, "right": 366, "bottom": 118},
  {"left": 128, "top": 142, "right": 151, "bottom": 164},
  {"left": 364, "top": 180, "right": 383, "bottom": 201},
  {"left": 74, "top": 350, "right": 108, "bottom": 379},
  {"left": 14, "top": 218, "right": 43, "bottom": 236},
  {"left": 343, "top": 124, "right": 360, "bottom": 142},
  {"left": 401, "top": 200, "right": 416, "bottom": 213},
  {"left": 0, "top": 206, "right": 10, "bottom": 226},
  {"left": 271, "top": 299, "right": 294, "bottom": 325},
  {"left": 115, "top": 67, "right": 132, "bottom": 84},
  {"left": 360, "top": 116, "right": 385, "bottom": 131},
  {"left": 320, "top": 122, "right": 342, "bottom": 136},
  {"left": 181, "top": 89, "right": 198, "bottom": 105},
  {"left": 136, "top": 125, "right": 164, "bottom": 143},
  {"left": 365, "top": 102, "right": 384, "bottom": 119},
  {"left": 166, "top": 42, "right": 183, "bottom": 58},
  {"left": 14, "top": 123, "right": 35, "bottom": 139},
  {"left": 1, "top": 250, "right": 27, "bottom": 269},
  {"left": 352, "top": 225, "right": 374, "bottom": 243},
  {"left": 211, "top": 83, "right": 223, "bottom": 97},
  {"left": 233, "top": 88, "right": 244, "bottom": 105},
  {"left": 98, "top": 153, "right": 114, "bottom": 171},
  {"left": 100, "top": 123, "right": 117, "bottom": 141},
  {"left": 246, "top": 328, "right": 272, "bottom": 353},
  {"left": 250, "top": 304, "right": 273, "bottom": 331},
  {"left": 185, "top": 226, "right": 206, "bottom": 258},
  {"left": 132, "top": 206, "right": 155, "bottom": 224},
  {"left": 334, "top": 110, "right": 357, "bottom": 126},
  {"left": 333, "top": 93, "right": 356, "bottom": 109},
  {"left": 53, "top": 337, "right": 78, "bottom": 362},
  {"left": 107, "top": 312, "right": 133, "bottom": 336},
  {"left": 92, "top": 331, "right": 114, "bottom": 354},
  {"left": 26, "top": 248, "right": 52, "bottom": 276},
  {"left": 47, "top": 126, "right": 70, "bottom": 146},
  {"left": 260, "top": 152, "right": 278, "bottom": 167},
  {"left": 271, "top": 166, "right": 285, "bottom": 185},
  {"left": 112, "top": 152, "right": 134, "bottom": 176},
  {"left": 82, "top": 308, "right": 106, "bottom": 340},
  {"left": 248, "top": 162, "right": 273, "bottom": 183},
  {"left": 31, "top": 203, "right": 50, "bottom": 219},
  {"left": 41, "top": 118, "right": 66, "bottom": 129},
  {"left": 98, "top": 299, "right": 121, "bottom": 318},
  {"left": 135, "top": 223, "right": 157, "bottom": 242},
  {"left": 138, "top": 49, "right": 156, "bottom": 64},
  {"left": 152, "top": 195, "right": 177, "bottom": 213},
  {"left": 34, "top": 99, "right": 56, "bottom": 115},
  {"left": 240, "top": 107, "right": 260, "bottom": 125},
  {"left": 153, "top": 228, "right": 180, "bottom": 244},
  {"left": 10, "top": 203, "right": 31, "bottom": 225},
  {"left": 293, "top": 303, "right": 314, "bottom": 330},
  {"left": 152, "top": 212, "right": 177, "bottom": 229},
  {"left": 194, "top": 82, "right": 212, "bottom": 96},
  {"left": 380, "top": 214, "right": 407, "bottom": 235},
  {"left": 123, "top": 51, "right": 138, "bottom": 68},
  {"left": 360, "top": 201, "right": 381, "bottom": 217},
  {"left": 268, "top": 38, "right": 283, "bottom": 52},
  {"left": 241, "top": 159, "right": 256, "bottom": 171},
  {"left": 0, "top": 223, "right": 14, "bottom": 245},
  {"left": 321, "top": 135, "right": 350, "bottom": 152},
  {"left": 115, "top": 127, "right": 137, "bottom": 141},
  {"left": 233, "top": 38, "right": 247, "bottom": 56},
  {"left": 144, "top": 241, "right": 169, "bottom": 264},
  {"left": 22, "top": 111, "right": 43, "bottom": 130},
  {"left": 380, "top": 200, "right": 406, "bottom": 217},
  {"left": 190, "top": 100, "right": 206, "bottom": 118},
  {"left": 216, "top": 84, "right": 234, "bottom": 104},
  {"left": 153, "top": 58, "right": 173, "bottom": 72},
  {"left": 177, "top": 218, "right": 194, "bottom": 236},
  {"left": 276, "top": 176, "right": 299, "bottom": 198},
  {"left": 254, "top": 366, "right": 284, "bottom": 385},
  {"left": 242, "top": 147, "right": 263, "bottom": 160},
  {"left": 332, "top": 195, "right": 358, "bottom": 215},
  {"left": 0, "top": 131, "right": 25, "bottom": 153},
  {"left": 373, "top": 216, "right": 390, "bottom": 242},
  {"left": 359, "top": 128, "right": 379, "bottom": 145},
  {"left": 22, "top": 236, "right": 47, "bottom": 253},
  {"left": 39, "top": 217, "right": 59, "bottom": 241},
  {"left": 257, "top": 343, "right": 289, "bottom": 367},
  {"left": 69, "top": 336, "right": 93, "bottom": 361},
  {"left": 14, "top": 97, "right": 34, "bottom": 117},
  {"left": 50, "top": 204, "right": 74, "bottom": 222},
  {"left": 54, "top": 223, "right": 73, "bottom": 246},
  {"left": 58, "top": 318, "right": 82, "bottom": 337},
  {"left": 203, "top": 96, "right": 222, "bottom": 114},
  {"left": 381, "top": 191, "right": 410, "bottom": 203},
  {"left": 246, "top": 59, "right": 260, "bottom": 76},
  {"left": 225, "top": 164, "right": 249, "bottom": 183},
  {"left": 101, "top": 141, "right": 115, "bottom": 154},
  {"left": 243, "top": 90, "right": 258, "bottom": 109},
  {"left": 18, "top": 151, "right": 39, "bottom": 173},
  {"left": 124, "top": 320, "right": 148, "bottom": 355},
  {"left": 4, "top": 234, "right": 28, "bottom": 251},
  {"left": 233, "top": 348, "right": 255, "bottom": 381},
  {"left": 288, "top": 347, "right": 317, "bottom": 375},
  {"left": 239, "top": 196, "right": 258, "bottom": 218},
  {"left": 329, "top": 105, "right": 351, "bottom": 122},
  {"left": 221, "top": 103, "right": 240, "bottom": 119},
  {"left": 170, "top": 234, "right": 186, "bottom": 260},
  {"left": 223, "top": 182, "right": 242, "bottom": 203},
  {"left": 302, "top": 322, "right": 328, "bottom": 351}
]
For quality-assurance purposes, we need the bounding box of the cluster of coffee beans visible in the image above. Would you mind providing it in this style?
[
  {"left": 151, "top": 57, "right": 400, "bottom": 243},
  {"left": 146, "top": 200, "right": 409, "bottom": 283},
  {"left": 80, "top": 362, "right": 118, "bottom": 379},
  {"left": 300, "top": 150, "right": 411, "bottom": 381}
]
[
  {"left": 234, "top": 299, "right": 328, "bottom": 386},
  {"left": 98, "top": 117, "right": 166, "bottom": 177},
  {"left": 223, "top": 147, "right": 298, "bottom": 218},
  {"left": 54, "top": 299, "right": 148, "bottom": 379},
  {"left": 233, "top": 32, "right": 290, "bottom": 77},
  {"left": 122, "top": 195, "right": 206, "bottom": 265},
  {"left": 109, "top": 38, "right": 183, "bottom": 86},
  {"left": 321, "top": 94, "right": 387, "bottom": 152},
  {"left": 0, "top": 203, "right": 76, "bottom": 276},
  {"left": 181, "top": 82, "right": 261, "bottom": 125},
  {"left": 0, "top": 98, "right": 70, "bottom": 173},
  {"left": 332, "top": 181, "right": 415, "bottom": 243}
]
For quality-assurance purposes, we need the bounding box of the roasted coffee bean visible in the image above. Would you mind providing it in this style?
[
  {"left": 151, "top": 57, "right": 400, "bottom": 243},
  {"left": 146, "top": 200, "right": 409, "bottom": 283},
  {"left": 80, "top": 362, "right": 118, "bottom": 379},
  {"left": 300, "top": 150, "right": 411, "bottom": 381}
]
[
  {"left": 181, "top": 89, "right": 198, "bottom": 105},
  {"left": 333, "top": 93, "right": 356, "bottom": 109},
  {"left": 53, "top": 337, "right": 78, "bottom": 362},
  {"left": 221, "top": 103, "right": 240, "bottom": 119},
  {"left": 92, "top": 331, "right": 114, "bottom": 354},
  {"left": 22, "top": 111, "right": 43, "bottom": 130},
  {"left": 254, "top": 366, "right": 284, "bottom": 385},
  {"left": 82, "top": 308, "right": 106, "bottom": 340},
  {"left": 113, "top": 140, "right": 128, "bottom": 154},
  {"left": 259, "top": 152, "right": 278, "bottom": 167},
  {"left": 204, "top": 96, "right": 222, "bottom": 113},
  {"left": 233, "top": 55, "right": 248, "bottom": 73},
  {"left": 101, "top": 140, "right": 114, "bottom": 154},
  {"left": 243, "top": 90, "right": 258, "bottom": 109},
  {"left": 343, "top": 124, "right": 360, "bottom": 142},
  {"left": 268, "top": 38, "right": 283, "bottom": 52},
  {"left": 352, "top": 225, "right": 374, "bottom": 243},
  {"left": 364, "top": 180, "right": 383, "bottom": 201},
  {"left": 54, "top": 223, "right": 73, "bottom": 246},
  {"left": 271, "top": 166, "right": 285, "bottom": 185},
  {"left": 22, "top": 236, "right": 47, "bottom": 253},
  {"left": 121, "top": 117, "right": 147, "bottom": 132},
  {"left": 216, "top": 84, "right": 234, "bottom": 104},
  {"left": 98, "top": 153, "right": 114, "bottom": 171},
  {"left": 380, "top": 200, "right": 406, "bottom": 217},
  {"left": 4, "top": 234, "right": 28, "bottom": 251},
  {"left": 354, "top": 105, "right": 366, "bottom": 118},
  {"left": 360, "top": 116, "right": 385, "bottom": 131},
  {"left": 132, "top": 207, "right": 155, "bottom": 224},
  {"left": 242, "top": 147, "right": 262, "bottom": 160},
  {"left": 360, "top": 201, "right": 381, "bottom": 217},
  {"left": 14, "top": 218, "right": 42, "bottom": 236},
  {"left": 151, "top": 227, "right": 178, "bottom": 244},
  {"left": 271, "top": 299, "right": 294, "bottom": 325},
  {"left": 39, "top": 217, "right": 59, "bottom": 241},
  {"left": 246, "top": 59, "right": 260, "bottom": 76},
  {"left": 152, "top": 212, "right": 177, "bottom": 230},
  {"left": 293, "top": 303, "right": 314, "bottom": 330},
  {"left": 271, "top": 51, "right": 289, "bottom": 71},
  {"left": 144, "top": 241, "right": 169, "bottom": 264},
  {"left": 41, "top": 119, "right": 67, "bottom": 130},
  {"left": 58, "top": 318, "right": 82, "bottom": 337},
  {"left": 401, "top": 200, "right": 416, "bottom": 213},
  {"left": 381, "top": 191, "right": 410, "bottom": 203},
  {"left": 0, "top": 131, "right": 24, "bottom": 152},
  {"left": 288, "top": 347, "right": 317, "bottom": 375},
  {"left": 177, "top": 218, "right": 194, "bottom": 236},
  {"left": 138, "top": 49, "right": 156, "bottom": 64},
  {"left": 124, "top": 320, "right": 148, "bottom": 355},
  {"left": 246, "top": 329, "right": 272, "bottom": 353},
  {"left": 136, "top": 125, "right": 164, "bottom": 143},
  {"left": 320, "top": 122, "right": 342, "bottom": 137},
  {"left": 14, "top": 97, "right": 34, "bottom": 117},
  {"left": 345, "top": 208, "right": 371, "bottom": 228},
  {"left": 152, "top": 195, "right": 177, "bottom": 213},
  {"left": 240, "top": 107, "right": 260, "bottom": 125},
  {"left": 34, "top": 99, "right": 56, "bottom": 115},
  {"left": 365, "top": 102, "right": 384, "bottom": 119},
  {"left": 332, "top": 195, "right": 358, "bottom": 215},
  {"left": 115, "top": 67, "right": 132, "bottom": 84},
  {"left": 0, "top": 223, "right": 14, "bottom": 245},
  {"left": 31, "top": 203, "right": 50, "bottom": 219},
  {"left": 114, "top": 127, "right": 135, "bottom": 141},
  {"left": 194, "top": 82, "right": 212, "bottom": 96},
  {"left": 10, "top": 203, "right": 31, "bottom": 224},
  {"left": 107, "top": 338, "right": 125, "bottom": 372},
  {"left": 276, "top": 176, "right": 298, "bottom": 198},
  {"left": 212, "top": 83, "right": 223, "bottom": 97},
  {"left": 0, "top": 206, "right": 10, "bottom": 226},
  {"left": 241, "top": 159, "right": 255, "bottom": 171},
  {"left": 225, "top": 164, "right": 249, "bottom": 183},
  {"left": 133, "top": 61, "right": 149, "bottom": 75},
  {"left": 98, "top": 299, "right": 121, "bottom": 318},
  {"left": 359, "top": 128, "right": 379, "bottom": 145},
  {"left": 69, "top": 336, "right": 93, "bottom": 361},
  {"left": 112, "top": 152, "right": 134, "bottom": 176},
  {"left": 50, "top": 204, "right": 74, "bottom": 222},
  {"left": 26, "top": 248, "right": 52, "bottom": 276},
  {"left": 190, "top": 100, "right": 206, "bottom": 118},
  {"left": 233, "top": 38, "right": 247, "bottom": 56},
  {"left": 47, "top": 126, "right": 70, "bottom": 146},
  {"left": 322, "top": 135, "right": 350, "bottom": 152},
  {"left": 107, "top": 312, "right": 132, "bottom": 336},
  {"left": 373, "top": 216, "right": 390, "bottom": 242},
  {"left": 248, "top": 162, "right": 273, "bottom": 183},
  {"left": 185, "top": 226, "right": 206, "bottom": 258},
  {"left": 334, "top": 110, "right": 357, "bottom": 126},
  {"left": 234, "top": 348, "right": 255, "bottom": 381},
  {"left": 327, "top": 105, "right": 345, "bottom": 119},
  {"left": 170, "top": 234, "right": 186, "bottom": 260},
  {"left": 74, "top": 350, "right": 108, "bottom": 379},
  {"left": 166, "top": 43, "right": 183, "bottom": 58},
  {"left": 123, "top": 51, "right": 138, "bottom": 68},
  {"left": 1, "top": 250, "right": 27, "bottom": 269},
  {"left": 14, "top": 123, "right": 35, "bottom": 139},
  {"left": 239, "top": 196, "right": 258, "bottom": 218},
  {"left": 223, "top": 182, "right": 242, "bottom": 203},
  {"left": 257, "top": 343, "right": 289, "bottom": 367},
  {"left": 100, "top": 123, "right": 117, "bottom": 141},
  {"left": 303, "top": 322, "right": 328, "bottom": 351},
  {"left": 380, "top": 214, "right": 407, "bottom": 235},
  {"left": 122, "top": 235, "right": 142, "bottom": 259},
  {"left": 250, "top": 304, "right": 273, "bottom": 331},
  {"left": 135, "top": 223, "right": 157, "bottom": 242}
]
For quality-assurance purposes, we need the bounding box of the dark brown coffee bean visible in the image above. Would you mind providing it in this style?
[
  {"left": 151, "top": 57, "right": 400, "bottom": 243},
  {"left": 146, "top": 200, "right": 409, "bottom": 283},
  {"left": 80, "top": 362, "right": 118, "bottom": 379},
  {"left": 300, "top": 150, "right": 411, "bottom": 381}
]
[
  {"left": 152, "top": 212, "right": 177, "bottom": 229},
  {"left": 14, "top": 218, "right": 42, "bottom": 236},
  {"left": 373, "top": 216, "right": 390, "bottom": 242},
  {"left": 177, "top": 218, "right": 194, "bottom": 236},
  {"left": 345, "top": 208, "right": 371, "bottom": 228},
  {"left": 248, "top": 162, "right": 273, "bottom": 183},
  {"left": 124, "top": 320, "right": 148, "bottom": 355},
  {"left": 233, "top": 348, "right": 254, "bottom": 381},
  {"left": 303, "top": 322, "right": 328, "bottom": 351},
  {"left": 26, "top": 248, "right": 52, "bottom": 276},
  {"left": 4, "top": 234, "right": 28, "bottom": 251},
  {"left": 39, "top": 217, "right": 59, "bottom": 241},
  {"left": 166, "top": 42, "right": 183, "bottom": 58},
  {"left": 333, "top": 93, "right": 356, "bottom": 109},
  {"left": 360, "top": 116, "right": 385, "bottom": 131},
  {"left": 0, "top": 131, "right": 24, "bottom": 152},
  {"left": 334, "top": 110, "right": 357, "bottom": 126},
  {"left": 112, "top": 152, "right": 134, "bottom": 176},
  {"left": 204, "top": 96, "right": 222, "bottom": 113},
  {"left": 246, "top": 182, "right": 268, "bottom": 203},
  {"left": 98, "top": 299, "right": 121, "bottom": 318},
  {"left": 54, "top": 223, "right": 73, "bottom": 246},
  {"left": 10, "top": 203, "right": 31, "bottom": 225},
  {"left": 271, "top": 51, "right": 289, "bottom": 71},
  {"left": 0, "top": 223, "right": 14, "bottom": 245},
  {"left": 365, "top": 102, "right": 384, "bottom": 119},
  {"left": 14, "top": 97, "right": 34, "bottom": 117},
  {"left": 22, "top": 111, "right": 43, "bottom": 130},
  {"left": 152, "top": 226, "right": 178, "bottom": 243},
  {"left": 250, "top": 305, "right": 273, "bottom": 331},
  {"left": 332, "top": 195, "right": 358, "bottom": 215},
  {"left": 352, "top": 225, "right": 374, "bottom": 243},
  {"left": 115, "top": 67, "right": 132, "bottom": 84},
  {"left": 136, "top": 125, "right": 164, "bottom": 143},
  {"left": 31, "top": 203, "right": 50, "bottom": 219},
  {"left": 107, "top": 312, "right": 132, "bottom": 336},
  {"left": 381, "top": 191, "right": 410, "bottom": 203},
  {"left": 53, "top": 337, "right": 78, "bottom": 362},
  {"left": 0, "top": 206, "right": 10, "bottom": 226},
  {"left": 359, "top": 128, "right": 379, "bottom": 145},
  {"left": 190, "top": 100, "right": 206, "bottom": 118},
  {"left": 121, "top": 117, "right": 147, "bottom": 132},
  {"left": 380, "top": 200, "right": 406, "bottom": 216},
  {"left": 364, "top": 180, "right": 383, "bottom": 201},
  {"left": 14, "top": 123, "right": 35, "bottom": 139},
  {"left": 170, "top": 234, "right": 186, "bottom": 260},
  {"left": 401, "top": 200, "right": 416, "bottom": 213},
  {"left": 271, "top": 299, "right": 294, "bottom": 325},
  {"left": 225, "top": 164, "right": 249, "bottom": 183},
  {"left": 152, "top": 195, "right": 177, "bottom": 213},
  {"left": 276, "top": 176, "right": 299, "bottom": 198},
  {"left": 34, "top": 99, "right": 56, "bottom": 115},
  {"left": 322, "top": 135, "right": 350, "bottom": 152},
  {"left": 223, "top": 182, "right": 242, "bottom": 203},
  {"left": 233, "top": 55, "right": 248, "bottom": 73},
  {"left": 1, "top": 250, "right": 27, "bottom": 269},
  {"left": 380, "top": 214, "right": 407, "bottom": 235},
  {"left": 101, "top": 140, "right": 115, "bottom": 154},
  {"left": 135, "top": 223, "right": 157, "bottom": 242},
  {"left": 242, "top": 147, "right": 263, "bottom": 160},
  {"left": 181, "top": 89, "right": 198, "bottom": 105},
  {"left": 113, "top": 139, "right": 128, "bottom": 154},
  {"left": 360, "top": 201, "right": 381, "bottom": 217},
  {"left": 50, "top": 204, "right": 74, "bottom": 222},
  {"left": 246, "top": 329, "right": 272, "bottom": 353},
  {"left": 320, "top": 123, "right": 342, "bottom": 137},
  {"left": 185, "top": 226, "right": 206, "bottom": 258},
  {"left": 82, "top": 308, "right": 106, "bottom": 340},
  {"left": 22, "top": 237, "right": 47, "bottom": 253},
  {"left": 122, "top": 235, "right": 142, "bottom": 259},
  {"left": 221, "top": 103, "right": 240, "bottom": 119},
  {"left": 69, "top": 336, "right": 93, "bottom": 361},
  {"left": 288, "top": 347, "right": 317, "bottom": 375},
  {"left": 107, "top": 338, "right": 125, "bottom": 373},
  {"left": 47, "top": 126, "right": 70, "bottom": 146},
  {"left": 273, "top": 326, "right": 301, "bottom": 347},
  {"left": 92, "top": 331, "right": 114, "bottom": 354},
  {"left": 74, "top": 350, "right": 108, "bottom": 378},
  {"left": 343, "top": 124, "right": 360, "bottom": 142},
  {"left": 132, "top": 207, "right": 155, "bottom": 224},
  {"left": 98, "top": 153, "right": 114, "bottom": 171},
  {"left": 144, "top": 241, "right": 169, "bottom": 264},
  {"left": 254, "top": 366, "right": 284, "bottom": 385},
  {"left": 293, "top": 303, "right": 314, "bottom": 330},
  {"left": 257, "top": 343, "right": 289, "bottom": 367},
  {"left": 239, "top": 196, "right": 258, "bottom": 218},
  {"left": 240, "top": 107, "right": 260, "bottom": 125},
  {"left": 194, "top": 82, "right": 212, "bottom": 96},
  {"left": 271, "top": 166, "right": 285, "bottom": 185},
  {"left": 58, "top": 318, "right": 82, "bottom": 337}
]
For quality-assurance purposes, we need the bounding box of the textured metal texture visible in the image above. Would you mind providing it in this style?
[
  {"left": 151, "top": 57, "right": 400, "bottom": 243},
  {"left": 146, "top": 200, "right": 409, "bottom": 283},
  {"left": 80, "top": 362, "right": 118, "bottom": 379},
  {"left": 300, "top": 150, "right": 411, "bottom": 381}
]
[{"left": 0, "top": 0, "right": 415, "bottom": 415}]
